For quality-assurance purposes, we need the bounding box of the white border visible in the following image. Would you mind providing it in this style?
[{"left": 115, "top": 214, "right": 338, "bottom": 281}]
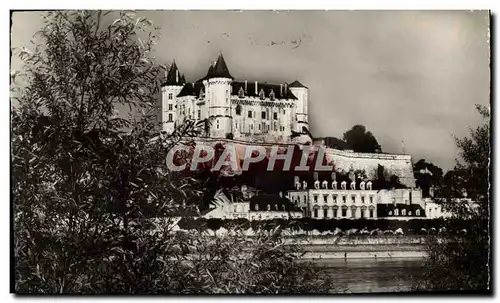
[{"left": 2, "top": 1, "right": 497, "bottom": 302}]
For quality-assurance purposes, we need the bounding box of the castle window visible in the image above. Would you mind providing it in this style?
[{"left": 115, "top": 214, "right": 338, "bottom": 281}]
[
  {"left": 238, "top": 87, "right": 245, "bottom": 98},
  {"left": 259, "top": 89, "right": 265, "bottom": 100},
  {"left": 269, "top": 90, "right": 275, "bottom": 101},
  {"left": 273, "top": 112, "right": 278, "bottom": 120},
  {"left": 341, "top": 207, "right": 347, "bottom": 217},
  {"left": 333, "top": 195, "right": 337, "bottom": 203},
  {"left": 416, "top": 209, "right": 420, "bottom": 216},
  {"left": 197, "top": 110, "right": 201, "bottom": 120},
  {"left": 255, "top": 204, "right": 259, "bottom": 211},
  {"left": 361, "top": 196, "right": 365, "bottom": 203},
  {"left": 369, "top": 196, "right": 373, "bottom": 203},
  {"left": 275, "top": 204, "right": 279, "bottom": 211},
  {"left": 313, "top": 195, "right": 318, "bottom": 203},
  {"left": 267, "top": 204, "right": 271, "bottom": 211},
  {"left": 323, "top": 208, "right": 328, "bottom": 218},
  {"left": 168, "top": 104, "right": 173, "bottom": 111},
  {"left": 369, "top": 208, "right": 374, "bottom": 218},
  {"left": 402, "top": 209, "right": 406, "bottom": 216},
  {"left": 258, "top": 124, "right": 261, "bottom": 131},
  {"left": 168, "top": 113, "right": 173, "bottom": 122},
  {"left": 226, "top": 90, "right": 229, "bottom": 103},
  {"left": 388, "top": 211, "right": 392, "bottom": 216},
  {"left": 313, "top": 208, "right": 318, "bottom": 218},
  {"left": 351, "top": 195, "right": 356, "bottom": 203},
  {"left": 408, "top": 211, "right": 412, "bottom": 216},
  {"left": 248, "top": 111, "right": 253, "bottom": 118},
  {"left": 274, "top": 122, "right": 277, "bottom": 131},
  {"left": 216, "top": 120, "right": 219, "bottom": 129},
  {"left": 168, "top": 93, "right": 173, "bottom": 100},
  {"left": 236, "top": 105, "right": 241, "bottom": 115},
  {"left": 323, "top": 194, "right": 328, "bottom": 203},
  {"left": 342, "top": 196, "right": 346, "bottom": 203},
  {"left": 251, "top": 124, "right": 253, "bottom": 130},
  {"left": 394, "top": 209, "right": 399, "bottom": 216},
  {"left": 261, "top": 111, "right": 266, "bottom": 119}
]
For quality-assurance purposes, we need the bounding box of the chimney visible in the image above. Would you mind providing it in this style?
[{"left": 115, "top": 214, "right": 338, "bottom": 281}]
[
  {"left": 165, "top": 70, "right": 168, "bottom": 79},
  {"left": 245, "top": 80, "right": 248, "bottom": 92},
  {"left": 280, "top": 84, "right": 283, "bottom": 96},
  {"left": 255, "top": 81, "right": 258, "bottom": 95},
  {"left": 284, "top": 82, "right": 288, "bottom": 93},
  {"left": 176, "top": 70, "right": 179, "bottom": 83}
]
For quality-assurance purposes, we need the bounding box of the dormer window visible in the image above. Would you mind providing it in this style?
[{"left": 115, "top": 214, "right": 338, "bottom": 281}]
[
  {"left": 269, "top": 89, "right": 275, "bottom": 100},
  {"left": 259, "top": 89, "right": 265, "bottom": 100},
  {"left": 238, "top": 87, "right": 245, "bottom": 98}
]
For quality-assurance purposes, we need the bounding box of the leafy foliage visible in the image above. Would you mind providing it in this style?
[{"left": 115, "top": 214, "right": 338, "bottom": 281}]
[
  {"left": 413, "top": 105, "right": 491, "bottom": 292},
  {"left": 12, "top": 11, "right": 330, "bottom": 294},
  {"left": 413, "top": 159, "right": 444, "bottom": 198},
  {"left": 343, "top": 125, "right": 382, "bottom": 153}
]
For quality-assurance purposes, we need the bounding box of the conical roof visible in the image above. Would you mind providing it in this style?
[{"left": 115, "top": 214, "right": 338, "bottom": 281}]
[
  {"left": 162, "top": 61, "right": 184, "bottom": 86},
  {"left": 211, "top": 54, "right": 233, "bottom": 79},
  {"left": 289, "top": 80, "right": 308, "bottom": 88}
]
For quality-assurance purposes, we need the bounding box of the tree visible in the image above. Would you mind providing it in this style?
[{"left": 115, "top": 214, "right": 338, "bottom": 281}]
[
  {"left": 414, "top": 105, "right": 490, "bottom": 292},
  {"left": 12, "top": 11, "right": 331, "bottom": 294},
  {"left": 342, "top": 125, "right": 382, "bottom": 153},
  {"left": 413, "top": 159, "right": 444, "bottom": 197}
]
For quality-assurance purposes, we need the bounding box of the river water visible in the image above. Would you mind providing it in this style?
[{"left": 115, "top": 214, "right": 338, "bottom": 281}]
[{"left": 312, "top": 258, "right": 426, "bottom": 293}]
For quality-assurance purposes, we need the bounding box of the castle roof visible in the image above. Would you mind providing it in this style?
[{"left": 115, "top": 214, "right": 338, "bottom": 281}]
[
  {"left": 161, "top": 61, "right": 185, "bottom": 86},
  {"left": 212, "top": 54, "right": 233, "bottom": 79},
  {"left": 176, "top": 82, "right": 205, "bottom": 98},
  {"left": 231, "top": 81, "right": 297, "bottom": 100},
  {"left": 289, "top": 80, "right": 308, "bottom": 89}
]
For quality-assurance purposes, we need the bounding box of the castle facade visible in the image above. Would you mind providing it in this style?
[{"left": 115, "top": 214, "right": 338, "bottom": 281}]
[{"left": 161, "top": 54, "right": 309, "bottom": 143}]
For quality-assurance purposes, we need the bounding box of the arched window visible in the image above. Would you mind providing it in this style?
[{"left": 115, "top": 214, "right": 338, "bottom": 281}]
[
  {"left": 238, "top": 87, "right": 245, "bottom": 98},
  {"left": 267, "top": 204, "right": 271, "bottom": 211},
  {"left": 323, "top": 207, "right": 328, "bottom": 219},
  {"left": 402, "top": 209, "right": 406, "bottom": 216},
  {"left": 416, "top": 209, "right": 420, "bottom": 216},
  {"left": 367, "top": 181, "right": 372, "bottom": 190},
  {"left": 236, "top": 104, "right": 241, "bottom": 115},
  {"left": 275, "top": 204, "right": 279, "bottom": 211},
  {"left": 369, "top": 207, "right": 375, "bottom": 218},
  {"left": 341, "top": 206, "right": 348, "bottom": 217},
  {"left": 388, "top": 211, "right": 392, "bottom": 216},
  {"left": 394, "top": 209, "right": 399, "bottom": 216}
]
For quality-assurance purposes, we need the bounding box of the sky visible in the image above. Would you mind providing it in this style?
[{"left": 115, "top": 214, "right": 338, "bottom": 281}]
[{"left": 10, "top": 10, "right": 490, "bottom": 171}]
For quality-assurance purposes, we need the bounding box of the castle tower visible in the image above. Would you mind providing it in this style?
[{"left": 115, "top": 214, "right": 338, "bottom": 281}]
[
  {"left": 205, "top": 53, "right": 234, "bottom": 138},
  {"left": 289, "top": 80, "right": 309, "bottom": 133},
  {"left": 161, "top": 60, "right": 185, "bottom": 134}
]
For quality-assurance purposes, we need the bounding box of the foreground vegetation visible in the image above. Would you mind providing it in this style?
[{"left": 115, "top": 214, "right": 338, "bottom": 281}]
[{"left": 11, "top": 11, "right": 331, "bottom": 294}]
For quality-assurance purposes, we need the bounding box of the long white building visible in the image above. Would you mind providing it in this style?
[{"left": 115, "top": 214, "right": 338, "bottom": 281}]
[{"left": 161, "top": 54, "right": 309, "bottom": 143}]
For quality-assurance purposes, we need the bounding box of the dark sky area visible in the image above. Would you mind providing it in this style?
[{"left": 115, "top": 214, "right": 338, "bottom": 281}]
[{"left": 11, "top": 10, "right": 490, "bottom": 171}]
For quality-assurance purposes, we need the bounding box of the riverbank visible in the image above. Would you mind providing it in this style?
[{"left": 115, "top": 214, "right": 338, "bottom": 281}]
[{"left": 291, "top": 236, "right": 428, "bottom": 260}]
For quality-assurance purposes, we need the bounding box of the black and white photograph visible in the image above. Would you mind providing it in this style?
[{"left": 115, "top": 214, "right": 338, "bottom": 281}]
[{"left": 9, "top": 9, "right": 491, "bottom": 294}]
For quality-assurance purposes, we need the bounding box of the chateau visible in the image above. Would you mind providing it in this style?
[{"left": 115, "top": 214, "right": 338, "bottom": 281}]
[{"left": 161, "top": 54, "right": 309, "bottom": 143}]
